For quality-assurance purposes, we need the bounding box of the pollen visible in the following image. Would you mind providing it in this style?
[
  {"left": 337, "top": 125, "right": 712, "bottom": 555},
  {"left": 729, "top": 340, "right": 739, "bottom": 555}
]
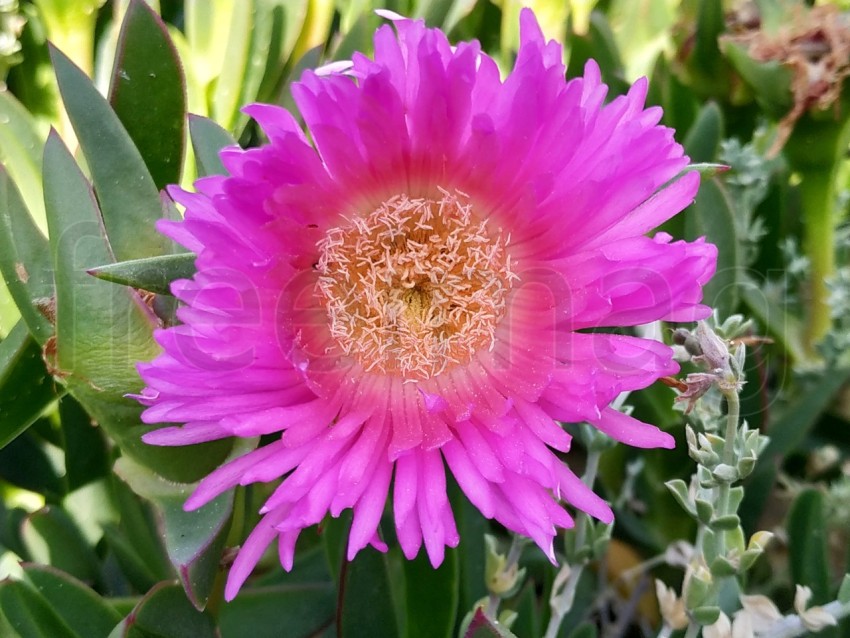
[{"left": 316, "top": 190, "right": 518, "bottom": 380}]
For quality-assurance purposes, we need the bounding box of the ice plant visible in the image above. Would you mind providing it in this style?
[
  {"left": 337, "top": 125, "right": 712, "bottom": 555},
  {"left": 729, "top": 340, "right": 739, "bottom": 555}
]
[{"left": 134, "top": 9, "right": 716, "bottom": 600}]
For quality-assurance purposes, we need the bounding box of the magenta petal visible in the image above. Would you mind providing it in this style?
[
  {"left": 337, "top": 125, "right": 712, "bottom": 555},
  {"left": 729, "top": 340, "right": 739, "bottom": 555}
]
[
  {"left": 224, "top": 508, "right": 287, "bottom": 600},
  {"left": 591, "top": 406, "right": 676, "bottom": 449}
]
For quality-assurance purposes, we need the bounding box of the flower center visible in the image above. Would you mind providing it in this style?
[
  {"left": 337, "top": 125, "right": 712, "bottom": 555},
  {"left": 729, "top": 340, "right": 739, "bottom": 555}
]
[{"left": 316, "top": 191, "right": 517, "bottom": 380}]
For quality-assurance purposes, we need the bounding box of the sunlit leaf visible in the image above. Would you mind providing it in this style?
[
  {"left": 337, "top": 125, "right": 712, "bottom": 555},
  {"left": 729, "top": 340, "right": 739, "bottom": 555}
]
[
  {"left": 42, "top": 130, "right": 231, "bottom": 482},
  {"left": 50, "top": 45, "right": 170, "bottom": 261},
  {"left": 88, "top": 253, "right": 197, "bottom": 297},
  {"left": 109, "top": 0, "right": 187, "bottom": 190},
  {"left": 0, "top": 168, "right": 53, "bottom": 344},
  {"left": 20, "top": 507, "right": 102, "bottom": 586},
  {"left": 0, "top": 91, "right": 46, "bottom": 230}
]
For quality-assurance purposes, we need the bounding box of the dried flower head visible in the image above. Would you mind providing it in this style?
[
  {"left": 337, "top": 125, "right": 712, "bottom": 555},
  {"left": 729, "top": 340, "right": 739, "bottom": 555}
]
[{"left": 724, "top": 4, "right": 850, "bottom": 154}]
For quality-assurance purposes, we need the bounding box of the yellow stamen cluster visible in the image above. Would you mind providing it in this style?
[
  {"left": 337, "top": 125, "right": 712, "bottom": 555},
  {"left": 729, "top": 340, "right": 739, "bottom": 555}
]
[{"left": 316, "top": 191, "right": 517, "bottom": 380}]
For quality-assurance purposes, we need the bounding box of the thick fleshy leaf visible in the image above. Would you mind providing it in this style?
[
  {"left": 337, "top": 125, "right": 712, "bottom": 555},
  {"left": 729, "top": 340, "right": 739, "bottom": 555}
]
[
  {"left": 185, "top": 0, "right": 236, "bottom": 89},
  {"left": 0, "top": 579, "right": 77, "bottom": 638},
  {"left": 566, "top": 12, "right": 630, "bottom": 96},
  {"left": 106, "top": 473, "right": 173, "bottom": 590},
  {"left": 683, "top": 102, "right": 723, "bottom": 164},
  {"left": 0, "top": 322, "right": 57, "bottom": 449},
  {"left": 684, "top": 178, "right": 740, "bottom": 317},
  {"left": 60, "top": 396, "right": 110, "bottom": 491},
  {"left": 253, "top": 0, "right": 311, "bottom": 103},
  {"left": 88, "top": 253, "right": 197, "bottom": 296},
  {"left": 189, "top": 114, "right": 236, "bottom": 178},
  {"left": 403, "top": 548, "right": 459, "bottom": 638},
  {"left": 0, "top": 168, "right": 53, "bottom": 344},
  {"left": 209, "top": 0, "right": 266, "bottom": 134},
  {"left": 22, "top": 564, "right": 122, "bottom": 638},
  {"left": 0, "top": 91, "right": 45, "bottom": 230},
  {"left": 739, "top": 280, "right": 806, "bottom": 366},
  {"left": 114, "top": 455, "right": 236, "bottom": 610},
  {"left": 108, "top": 0, "right": 186, "bottom": 190},
  {"left": 449, "top": 479, "right": 488, "bottom": 615},
  {"left": 20, "top": 507, "right": 101, "bottom": 586},
  {"left": 218, "top": 584, "right": 336, "bottom": 638},
  {"left": 101, "top": 524, "right": 164, "bottom": 594},
  {"left": 0, "top": 428, "right": 65, "bottom": 497},
  {"left": 108, "top": 582, "right": 217, "bottom": 638},
  {"left": 49, "top": 46, "right": 170, "bottom": 261},
  {"left": 788, "top": 490, "right": 831, "bottom": 606},
  {"left": 340, "top": 548, "right": 400, "bottom": 638},
  {"left": 42, "top": 131, "right": 231, "bottom": 482},
  {"left": 323, "top": 511, "right": 352, "bottom": 585},
  {"left": 608, "top": 0, "right": 677, "bottom": 80}
]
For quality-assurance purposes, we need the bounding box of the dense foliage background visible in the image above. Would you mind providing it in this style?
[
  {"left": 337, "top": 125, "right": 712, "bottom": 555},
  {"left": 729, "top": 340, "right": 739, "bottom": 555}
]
[{"left": 0, "top": 0, "right": 849, "bottom": 636}]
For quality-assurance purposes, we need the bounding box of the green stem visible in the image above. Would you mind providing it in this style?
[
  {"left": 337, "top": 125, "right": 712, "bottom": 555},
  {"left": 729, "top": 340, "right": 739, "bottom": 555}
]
[
  {"left": 798, "top": 167, "right": 836, "bottom": 354},
  {"left": 783, "top": 107, "right": 850, "bottom": 357},
  {"left": 715, "top": 389, "right": 741, "bottom": 523}
]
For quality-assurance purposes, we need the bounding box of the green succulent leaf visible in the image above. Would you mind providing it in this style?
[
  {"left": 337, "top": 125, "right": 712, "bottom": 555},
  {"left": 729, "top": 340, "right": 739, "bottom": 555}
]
[
  {"left": 339, "top": 548, "right": 400, "bottom": 638},
  {"left": 787, "top": 489, "right": 831, "bottom": 605},
  {"left": 0, "top": 427, "right": 65, "bottom": 498},
  {"left": 403, "top": 549, "right": 459, "bottom": 638},
  {"left": 0, "top": 579, "right": 78, "bottom": 638},
  {"left": 88, "top": 253, "right": 197, "bottom": 296},
  {"left": 0, "top": 322, "right": 57, "bottom": 449},
  {"left": 0, "top": 168, "right": 53, "bottom": 344},
  {"left": 60, "top": 396, "right": 111, "bottom": 491},
  {"left": 108, "top": 582, "right": 217, "bottom": 638},
  {"left": 102, "top": 523, "right": 165, "bottom": 594},
  {"left": 42, "top": 130, "right": 231, "bottom": 482},
  {"left": 20, "top": 507, "right": 102, "bottom": 586},
  {"left": 106, "top": 471, "right": 174, "bottom": 590},
  {"left": 218, "top": 583, "right": 336, "bottom": 638},
  {"left": 49, "top": 45, "right": 170, "bottom": 262},
  {"left": 684, "top": 103, "right": 724, "bottom": 164},
  {"left": 22, "top": 563, "right": 122, "bottom": 638},
  {"left": 684, "top": 178, "right": 740, "bottom": 318},
  {"left": 109, "top": 0, "right": 187, "bottom": 191},
  {"left": 114, "top": 455, "right": 237, "bottom": 610},
  {"left": 189, "top": 114, "right": 237, "bottom": 178},
  {"left": 0, "top": 91, "right": 46, "bottom": 230},
  {"left": 209, "top": 0, "right": 264, "bottom": 135}
]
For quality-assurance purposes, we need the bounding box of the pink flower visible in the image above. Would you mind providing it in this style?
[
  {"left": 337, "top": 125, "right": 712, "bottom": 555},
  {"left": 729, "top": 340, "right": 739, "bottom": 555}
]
[{"left": 136, "top": 9, "right": 716, "bottom": 600}]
